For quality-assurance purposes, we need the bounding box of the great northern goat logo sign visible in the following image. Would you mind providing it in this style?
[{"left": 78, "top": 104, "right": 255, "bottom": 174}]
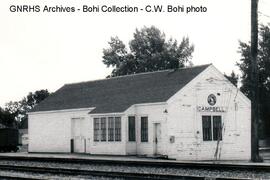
[{"left": 207, "top": 94, "right": 216, "bottom": 106}]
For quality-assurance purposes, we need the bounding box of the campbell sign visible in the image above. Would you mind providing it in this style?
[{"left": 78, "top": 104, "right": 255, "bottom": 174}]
[
  {"left": 207, "top": 94, "right": 217, "bottom": 106},
  {"left": 196, "top": 94, "right": 226, "bottom": 112},
  {"left": 197, "top": 106, "right": 226, "bottom": 112}
]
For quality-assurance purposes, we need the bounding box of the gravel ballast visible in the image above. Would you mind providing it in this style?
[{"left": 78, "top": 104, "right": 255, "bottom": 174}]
[{"left": 0, "top": 160, "right": 269, "bottom": 179}]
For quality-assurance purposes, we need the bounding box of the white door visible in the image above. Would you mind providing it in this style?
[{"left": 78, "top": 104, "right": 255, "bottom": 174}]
[
  {"left": 72, "top": 119, "right": 85, "bottom": 153},
  {"left": 154, "top": 123, "right": 162, "bottom": 155}
]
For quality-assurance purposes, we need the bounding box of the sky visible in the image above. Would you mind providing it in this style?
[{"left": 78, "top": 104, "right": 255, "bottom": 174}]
[{"left": 0, "top": 0, "right": 269, "bottom": 107}]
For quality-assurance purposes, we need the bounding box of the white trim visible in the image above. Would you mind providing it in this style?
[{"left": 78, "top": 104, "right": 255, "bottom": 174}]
[
  {"left": 124, "top": 102, "right": 166, "bottom": 114},
  {"left": 29, "top": 102, "right": 166, "bottom": 116},
  {"left": 90, "top": 112, "right": 125, "bottom": 117},
  {"left": 134, "top": 102, "right": 167, "bottom": 107},
  {"left": 90, "top": 102, "right": 166, "bottom": 116},
  {"left": 27, "top": 107, "right": 95, "bottom": 115},
  {"left": 71, "top": 117, "right": 85, "bottom": 120}
]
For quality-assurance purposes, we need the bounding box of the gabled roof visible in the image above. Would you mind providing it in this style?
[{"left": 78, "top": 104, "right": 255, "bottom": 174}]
[{"left": 30, "top": 64, "right": 211, "bottom": 114}]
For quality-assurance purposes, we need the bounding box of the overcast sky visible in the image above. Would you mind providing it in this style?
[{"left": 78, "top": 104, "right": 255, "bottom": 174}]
[{"left": 0, "top": 0, "right": 269, "bottom": 107}]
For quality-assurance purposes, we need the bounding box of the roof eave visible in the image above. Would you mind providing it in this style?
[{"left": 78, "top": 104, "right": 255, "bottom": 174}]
[{"left": 27, "top": 107, "right": 95, "bottom": 115}]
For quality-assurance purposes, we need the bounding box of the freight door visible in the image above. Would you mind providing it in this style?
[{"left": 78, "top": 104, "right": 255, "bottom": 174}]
[
  {"left": 71, "top": 118, "right": 85, "bottom": 153},
  {"left": 154, "top": 123, "right": 162, "bottom": 155}
]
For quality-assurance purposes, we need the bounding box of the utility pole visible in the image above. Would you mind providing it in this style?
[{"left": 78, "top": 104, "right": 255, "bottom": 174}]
[{"left": 250, "top": 0, "right": 261, "bottom": 162}]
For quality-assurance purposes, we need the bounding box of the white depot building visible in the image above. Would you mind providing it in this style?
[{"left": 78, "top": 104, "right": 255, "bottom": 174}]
[{"left": 28, "top": 64, "right": 251, "bottom": 160}]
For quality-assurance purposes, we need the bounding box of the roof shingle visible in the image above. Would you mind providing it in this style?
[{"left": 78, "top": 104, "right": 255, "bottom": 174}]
[{"left": 31, "top": 64, "right": 210, "bottom": 113}]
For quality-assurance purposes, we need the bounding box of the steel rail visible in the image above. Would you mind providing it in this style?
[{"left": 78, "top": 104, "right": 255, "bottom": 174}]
[
  {"left": 0, "top": 164, "right": 252, "bottom": 180},
  {"left": 0, "top": 175, "right": 39, "bottom": 180},
  {"left": 0, "top": 155, "right": 269, "bottom": 171}
]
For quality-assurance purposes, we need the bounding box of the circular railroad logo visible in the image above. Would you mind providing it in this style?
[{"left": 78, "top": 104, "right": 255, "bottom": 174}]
[{"left": 207, "top": 94, "right": 216, "bottom": 106}]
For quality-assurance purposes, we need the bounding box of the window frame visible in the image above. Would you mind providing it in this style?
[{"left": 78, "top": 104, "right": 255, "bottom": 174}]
[
  {"left": 213, "top": 116, "right": 222, "bottom": 141},
  {"left": 202, "top": 115, "right": 222, "bottom": 142},
  {"left": 141, "top": 116, "right": 148, "bottom": 142},
  {"left": 93, "top": 116, "right": 121, "bottom": 142},
  {"left": 202, "top": 115, "right": 212, "bottom": 141},
  {"left": 128, "top": 116, "right": 136, "bottom": 142},
  {"left": 93, "top": 118, "right": 100, "bottom": 142},
  {"left": 100, "top": 117, "right": 107, "bottom": 142},
  {"left": 115, "top": 117, "right": 121, "bottom": 142},
  {"left": 108, "top": 117, "right": 115, "bottom": 142}
]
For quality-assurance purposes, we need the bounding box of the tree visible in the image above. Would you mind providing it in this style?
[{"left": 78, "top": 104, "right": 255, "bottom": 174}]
[
  {"left": 237, "top": 24, "right": 270, "bottom": 138},
  {"left": 224, "top": 71, "right": 239, "bottom": 87},
  {"left": 0, "top": 107, "right": 16, "bottom": 127},
  {"left": 4, "top": 89, "right": 50, "bottom": 128},
  {"left": 103, "top": 26, "right": 194, "bottom": 77},
  {"left": 25, "top": 89, "right": 50, "bottom": 109}
]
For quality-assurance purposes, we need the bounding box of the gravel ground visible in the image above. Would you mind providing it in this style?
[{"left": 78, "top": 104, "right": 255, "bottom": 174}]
[
  {"left": 0, "top": 169, "right": 120, "bottom": 180},
  {"left": 0, "top": 160, "right": 269, "bottom": 179}
]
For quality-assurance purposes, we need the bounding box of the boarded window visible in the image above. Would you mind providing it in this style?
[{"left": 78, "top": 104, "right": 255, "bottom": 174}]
[
  {"left": 100, "top": 117, "right": 107, "bottom": 141},
  {"left": 213, "top": 116, "right": 222, "bottom": 141},
  {"left": 108, "top": 117, "right": 114, "bottom": 141},
  {"left": 202, "top": 116, "right": 212, "bottom": 141},
  {"left": 115, "top": 117, "right": 121, "bottom": 141},
  {"left": 94, "top": 118, "right": 100, "bottom": 142},
  {"left": 141, "top": 117, "right": 148, "bottom": 142},
  {"left": 128, "top": 116, "right": 136, "bottom": 142}
]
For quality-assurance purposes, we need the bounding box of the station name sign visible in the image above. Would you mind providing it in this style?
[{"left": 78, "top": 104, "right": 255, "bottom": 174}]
[{"left": 197, "top": 106, "right": 226, "bottom": 112}]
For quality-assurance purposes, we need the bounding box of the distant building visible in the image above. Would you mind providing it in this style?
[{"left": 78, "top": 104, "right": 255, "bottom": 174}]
[
  {"left": 28, "top": 64, "right": 251, "bottom": 160},
  {"left": 19, "top": 118, "right": 28, "bottom": 145}
]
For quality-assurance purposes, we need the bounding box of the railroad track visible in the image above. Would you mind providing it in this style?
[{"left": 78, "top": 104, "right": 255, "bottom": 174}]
[
  {"left": 0, "top": 155, "right": 268, "bottom": 179},
  {"left": 0, "top": 164, "right": 250, "bottom": 180},
  {"left": 0, "top": 155, "right": 269, "bottom": 171},
  {"left": 0, "top": 175, "right": 33, "bottom": 180}
]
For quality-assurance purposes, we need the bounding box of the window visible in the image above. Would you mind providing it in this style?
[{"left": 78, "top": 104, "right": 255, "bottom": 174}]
[
  {"left": 202, "top": 115, "right": 222, "bottom": 141},
  {"left": 213, "top": 116, "right": 222, "bottom": 141},
  {"left": 202, "top": 116, "right": 212, "bottom": 141},
  {"left": 115, "top": 117, "right": 121, "bottom": 141},
  {"left": 108, "top": 117, "right": 114, "bottom": 141},
  {"left": 94, "top": 118, "right": 100, "bottom": 142},
  {"left": 128, "top": 116, "right": 136, "bottom": 142},
  {"left": 141, "top": 117, "right": 148, "bottom": 142},
  {"left": 100, "top": 117, "right": 107, "bottom": 141},
  {"left": 94, "top": 116, "right": 121, "bottom": 142}
]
